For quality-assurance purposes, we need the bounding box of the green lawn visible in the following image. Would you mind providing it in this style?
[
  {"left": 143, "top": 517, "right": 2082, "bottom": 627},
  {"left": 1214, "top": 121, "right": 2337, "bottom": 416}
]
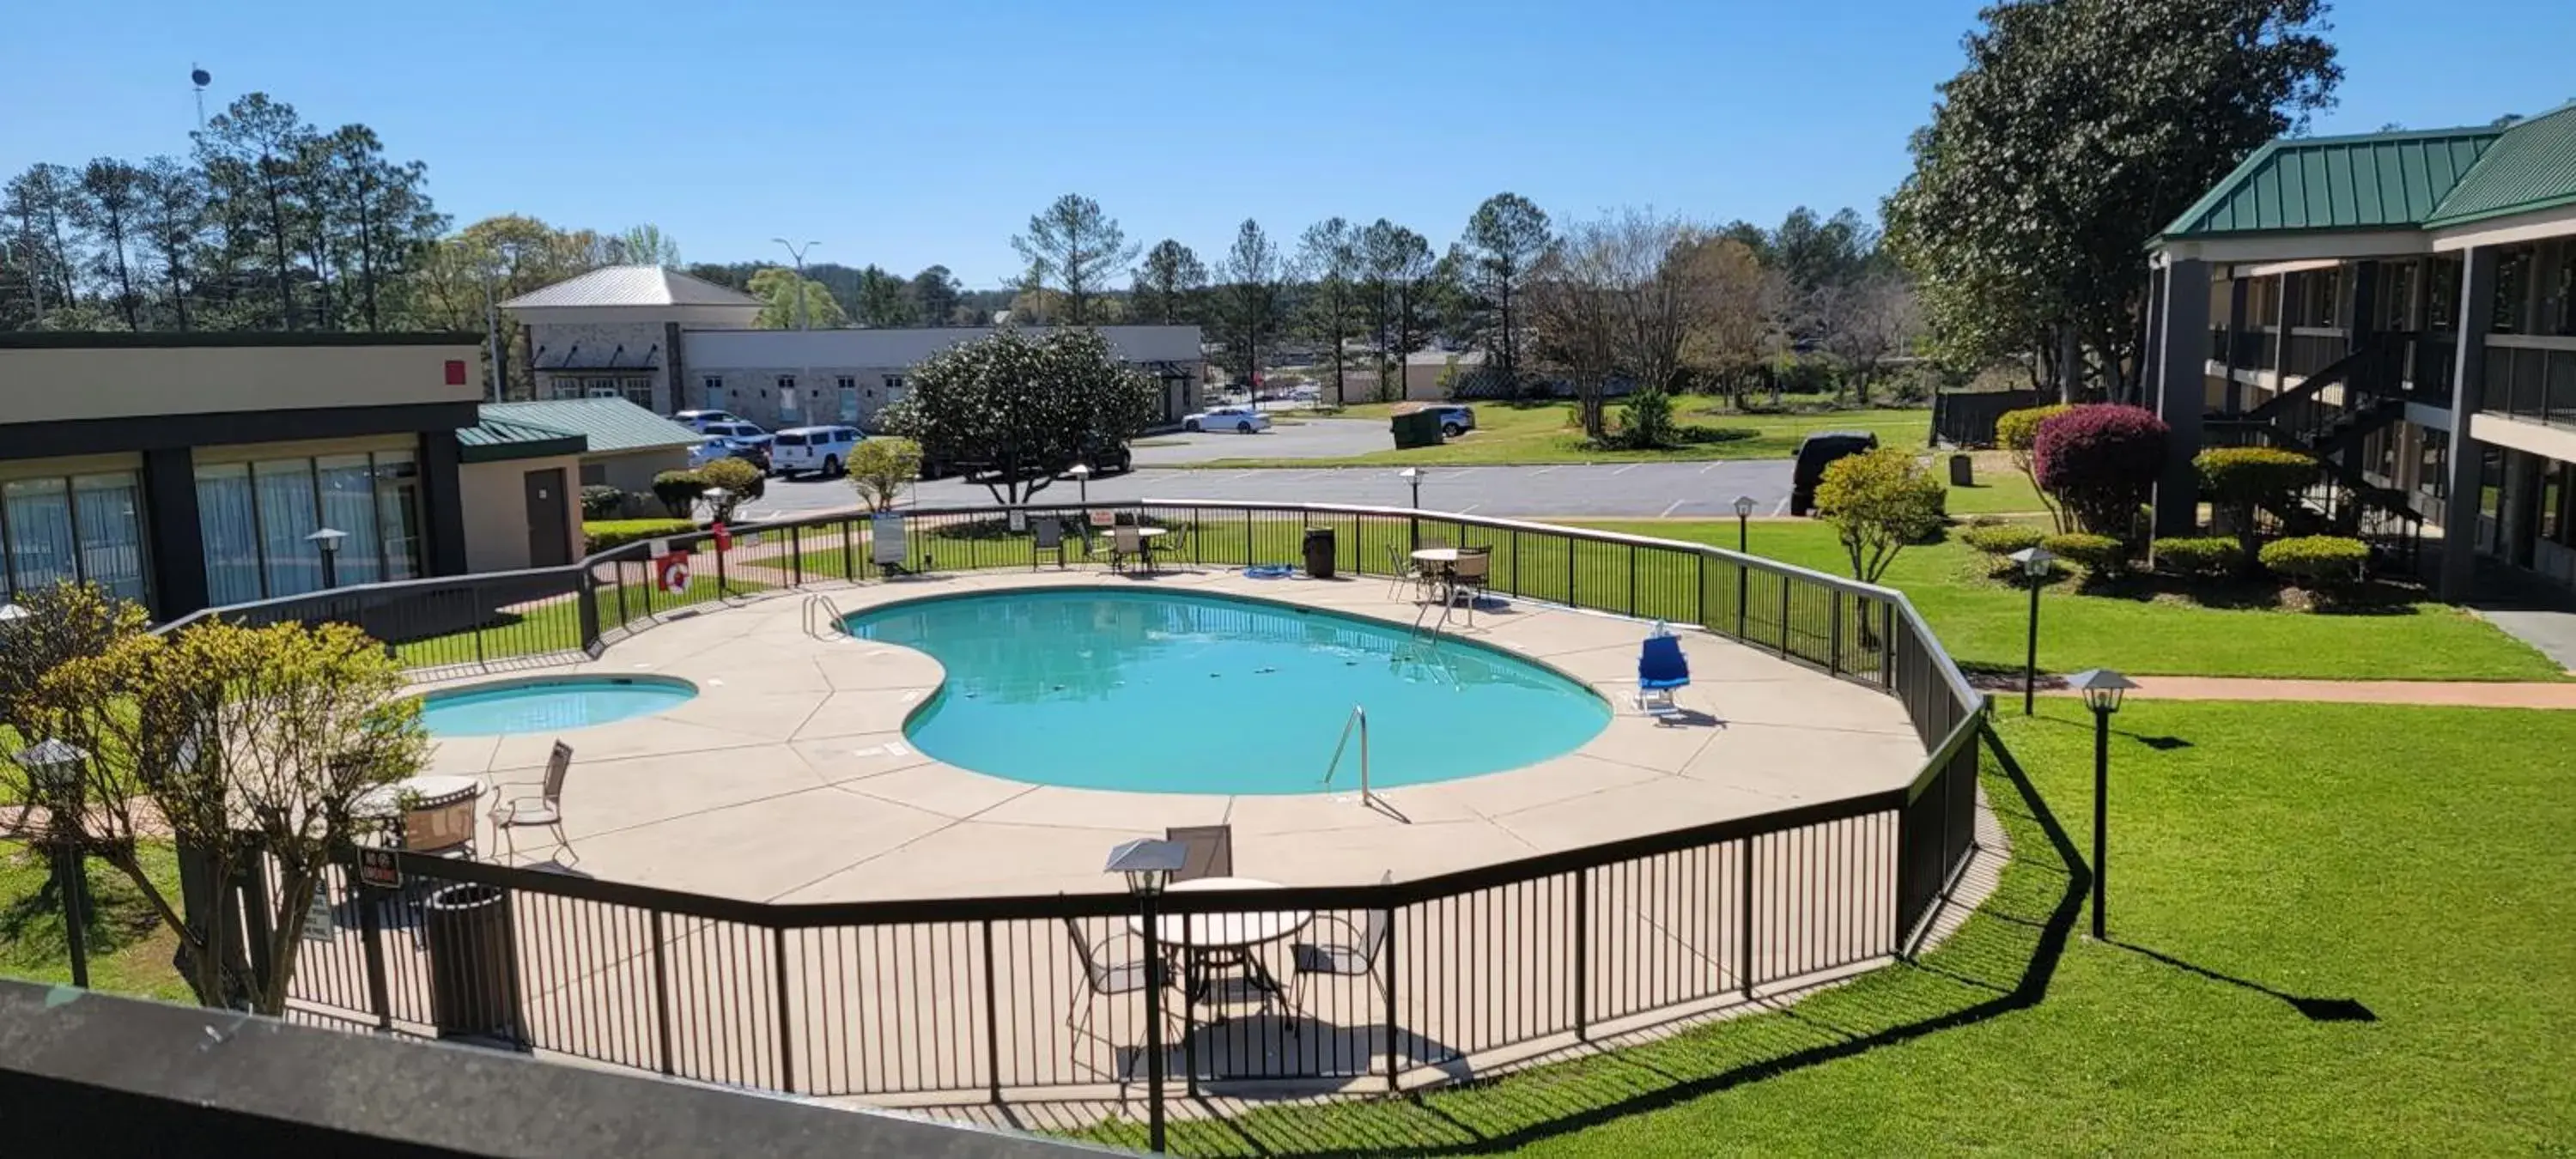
[
  {"left": 1180, "top": 401, "right": 1931, "bottom": 467},
  {"left": 1937, "top": 451, "right": 2050, "bottom": 515},
  {"left": 1572, "top": 519, "right": 2563, "bottom": 682},
  {"left": 1078, "top": 701, "right": 2576, "bottom": 1154},
  {"left": 392, "top": 572, "right": 775, "bottom": 671},
  {"left": 0, "top": 839, "right": 192, "bottom": 1002}
]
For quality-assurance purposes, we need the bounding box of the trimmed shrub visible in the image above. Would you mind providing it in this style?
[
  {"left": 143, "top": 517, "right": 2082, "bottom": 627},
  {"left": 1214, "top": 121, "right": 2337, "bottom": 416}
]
[
  {"left": 651, "top": 470, "right": 706, "bottom": 519},
  {"left": 584, "top": 519, "right": 697, "bottom": 554},
  {"left": 2033, "top": 404, "right": 2170, "bottom": 537},
  {"left": 1993, "top": 404, "right": 2069, "bottom": 453},
  {"left": 2196, "top": 446, "right": 2318, "bottom": 509},
  {"left": 1962, "top": 523, "right": 2046, "bottom": 556},
  {"left": 1614, "top": 385, "right": 1678, "bottom": 450},
  {"left": 580, "top": 484, "right": 624, "bottom": 519},
  {"left": 2041, "top": 531, "right": 2126, "bottom": 574},
  {"left": 1813, "top": 447, "right": 1947, "bottom": 583},
  {"left": 2154, "top": 536, "right": 2243, "bottom": 578},
  {"left": 2260, "top": 535, "right": 2368, "bottom": 586}
]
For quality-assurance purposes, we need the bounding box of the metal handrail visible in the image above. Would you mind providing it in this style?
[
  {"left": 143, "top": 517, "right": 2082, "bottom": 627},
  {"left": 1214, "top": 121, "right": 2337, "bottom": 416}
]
[
  {"left": 800, "top": 592, "right": 850, "bottom": 640},
  {"left": 1320, "top": 704, "right": 1389, "bottom": 816}
]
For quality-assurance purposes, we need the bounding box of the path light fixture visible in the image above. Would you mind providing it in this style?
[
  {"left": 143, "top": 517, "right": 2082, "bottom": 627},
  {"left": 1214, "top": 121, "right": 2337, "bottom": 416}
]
[
  {"left": 0, "top": 602, "right": 28, "bottom": 623},
  {"left": 1398, "top": 467, "right": 1424, "bottom": 510},
  {"left": 702, "top": 486, "right": 731, "bottom": 523},
  {"left": 1103, "top": 837, "right": 1187, "bottom": 1150},
  {"left": 15, "top": 737, "right": 91, "bottom": 987},
  {"left": 1068, "top": 462, "right": 1091, "bottom": 508},
  {"left": 307, "top": 527, "right": 348, "bottom": 590},
  {"left": 1733, "top": 495, "right": 1758, "bottom": 552},
  {"left": 2067, "top": 667, "right": 2135, "bottom": 941},
  {"left": 2008, "top": 545, "right": 2054, "bottom": 715}
]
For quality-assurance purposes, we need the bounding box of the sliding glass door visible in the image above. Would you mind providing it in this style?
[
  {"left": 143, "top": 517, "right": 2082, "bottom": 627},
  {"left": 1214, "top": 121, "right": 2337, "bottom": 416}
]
[{"left": 195, "top": 449, "right": 426, "bottom": 604}]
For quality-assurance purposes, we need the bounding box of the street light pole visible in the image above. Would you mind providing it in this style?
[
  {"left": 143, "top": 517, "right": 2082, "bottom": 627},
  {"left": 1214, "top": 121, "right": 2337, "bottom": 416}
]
[
  {"left": 1732, "top": 495, "right": 1756, "bottom": 554},
  {"left": 2068, "top": 669, "right": 2134, "bottom": 941},
  {"left": 1399, "top": 468, "right": 1425, "bottom": 549},
  {"left": 770, "top": 238, "right": 821, "bottom": 332},
  {"left": 2008, "top": 546, "right": 2055, "bottom": 715},
  {"left": 1106, "top": 838, "right": 1186, "bottom": 1155},
  {"left": 15, "top": 737, "right": 91, "bottom": 988},
  {"left": 307, "top": 527, "right": 348, "bottom": 591}
]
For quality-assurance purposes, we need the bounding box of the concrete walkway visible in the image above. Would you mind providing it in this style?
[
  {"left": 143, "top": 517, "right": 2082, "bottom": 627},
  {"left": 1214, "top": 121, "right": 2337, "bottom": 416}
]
[{"left": 2048, "top": 674, "right": 2576, "bottom": 708}]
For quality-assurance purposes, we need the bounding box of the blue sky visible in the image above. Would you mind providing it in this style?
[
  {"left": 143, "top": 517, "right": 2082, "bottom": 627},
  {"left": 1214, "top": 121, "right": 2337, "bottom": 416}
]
[{"left": 6, "top": 0, "right": 2572, "bottom": 288}]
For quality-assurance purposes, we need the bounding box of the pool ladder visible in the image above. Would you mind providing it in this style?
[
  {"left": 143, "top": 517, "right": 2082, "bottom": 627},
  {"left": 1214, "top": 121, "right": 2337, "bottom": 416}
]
[
  {"left": 1321, "top": 705, "right": 1406, "bottom": 822},
  {"left": 801, "top": 592, "right": 853, "bottom": 640}
]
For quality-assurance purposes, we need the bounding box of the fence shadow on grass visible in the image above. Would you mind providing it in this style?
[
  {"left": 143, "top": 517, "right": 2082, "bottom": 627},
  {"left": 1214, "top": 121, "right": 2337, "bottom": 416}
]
[{"left": 1078, "top": 728, "right": 2091, "bottom": 1157}]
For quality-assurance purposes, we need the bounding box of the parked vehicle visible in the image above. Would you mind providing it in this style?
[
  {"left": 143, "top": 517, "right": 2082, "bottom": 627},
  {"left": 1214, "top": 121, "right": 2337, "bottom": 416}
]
[
  {"left": 771, "top": 425, "right": 863, "bottom": 478},
  {"left": 1789, "top": 430, "right": 1880, "bottom": 516},
  {"left": 674, "top": 410, "right": 743, "bottom": 432},
  {"left": 1075, "top": 432, "right": 1133, "bottom": 475},
  {"left": 1425, "top": 404, "right": 1478, "bottom": 437},
  {"left": 698, "top": 421, "right": 775, "bottom": 473},
  {"left": 688, "top": 436, "right": 744, "bottom": 470},
  {"left": 1182, "top": 405, "right": 1272, "bottom": 434}
]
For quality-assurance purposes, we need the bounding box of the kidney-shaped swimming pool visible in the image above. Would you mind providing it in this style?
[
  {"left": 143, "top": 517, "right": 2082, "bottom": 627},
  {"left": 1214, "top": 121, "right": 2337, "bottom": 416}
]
[{"left": 842, "top": 588, "right": 1610, "bottom": 793}]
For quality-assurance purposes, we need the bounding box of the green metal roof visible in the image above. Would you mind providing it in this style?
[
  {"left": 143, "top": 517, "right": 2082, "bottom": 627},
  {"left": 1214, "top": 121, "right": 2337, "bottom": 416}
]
[
  {"left": 2425, "top": 101, "right": 2576, "bottom": 227},
  {"left": 2160, "top": 126, "right": 2503, "bottom": 240},
  {"left": 456, "top": 416, "right": 586, "bottom": 463},
  {"left": 478, "top": 399, "right": 703, "bottom": 455}
]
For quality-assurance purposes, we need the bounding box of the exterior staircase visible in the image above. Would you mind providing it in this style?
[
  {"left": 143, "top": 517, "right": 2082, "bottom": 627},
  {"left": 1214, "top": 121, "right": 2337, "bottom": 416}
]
[{"left": 2204, "top": 336, "right": 2423, "bottom": 561}]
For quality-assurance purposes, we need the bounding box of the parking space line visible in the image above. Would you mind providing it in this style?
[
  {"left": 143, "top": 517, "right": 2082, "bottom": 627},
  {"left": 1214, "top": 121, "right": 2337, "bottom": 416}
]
[
  {"left": 1612, "top": 464, "right": 1640, "bottom": 476},
  {"left": 1698, "top": 462, "right": 1724, "bottom": 474},
  {"left": 1773, "top": 497, "right": 1791, "bottom": 517},
  {"left": 1660, "top": 499, "right": 1686, "bottom": 516}
]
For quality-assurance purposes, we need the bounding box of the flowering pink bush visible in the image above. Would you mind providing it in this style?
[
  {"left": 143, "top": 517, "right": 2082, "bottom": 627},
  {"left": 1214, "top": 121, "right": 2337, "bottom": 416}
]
[{"left": 2032, "top": 404, "right": 2170, "bottom": 537}]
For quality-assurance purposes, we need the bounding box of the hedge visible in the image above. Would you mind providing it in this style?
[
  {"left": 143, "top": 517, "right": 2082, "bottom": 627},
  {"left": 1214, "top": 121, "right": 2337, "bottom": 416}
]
[
  {"left": 580, "top": 484, "right": 625, "bottom": 519},
  {"left": 1962, "top": 524, "right": 2046, "bottom": 556},
  {"left": 584, "top": 519, "right": 699, "bottom": 554},
  {"left": 2041, "top": 531, "right": 2126, "bottom": 573},
  {"left": 2260, "top": 535, "right": 2368, "bottom": 586},
  {"left": 1995, "top": 404, "right": 2069, "bottom": 453},
  {"left": 2153, "top": 536, "right": 2243, "bottom": 578}
]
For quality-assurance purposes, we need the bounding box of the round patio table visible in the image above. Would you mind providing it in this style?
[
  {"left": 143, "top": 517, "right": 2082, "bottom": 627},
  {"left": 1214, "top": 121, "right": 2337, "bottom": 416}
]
[
  {"left": 356, "top": 774, "right": 482, "bottom": 855},
  {"left": 1127, "top": 877, "right": 1311, "bottom": 949}
]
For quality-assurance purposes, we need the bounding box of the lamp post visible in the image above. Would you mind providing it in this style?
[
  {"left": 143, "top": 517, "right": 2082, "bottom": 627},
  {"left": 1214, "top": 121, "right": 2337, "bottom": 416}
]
[
  {"left": 15, "top": 737, "right": 90, "bottom": 987},
  {"left": 702, "top": 486, "right": 731, "bottom": 525},
  {"left": 2068, "top": 668, "right": 2136, "bottom": 941},
  {"left": 1068, "top": 462, "right": 1091, "bottom": 508},
  {"left": 2008, "top": 546, "right": 2054, "bottom": 714},
  {"left": 1398, "top": 467, "right": 1425, "bottom": 549},
  {"left": 770, "top": 238, "right": 821, "bottom": 331},
  {"left": 307, "top": 527, "right": 348, "bottom": 590},
  {"left": 1105, "top": 838, "right": 1187, "bottom": 1153},
  {"left": 1732, "top": 495, "right": 1757, "bottom": 553},
  {"left": 0, "top": 602, "right": 28, "bottom": 624}
]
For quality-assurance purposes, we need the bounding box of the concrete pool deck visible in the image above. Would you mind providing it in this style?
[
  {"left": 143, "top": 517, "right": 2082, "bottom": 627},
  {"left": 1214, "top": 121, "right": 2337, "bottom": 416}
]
[{"left": 417, "top": 566, "right": 1926, "bottom": 902}]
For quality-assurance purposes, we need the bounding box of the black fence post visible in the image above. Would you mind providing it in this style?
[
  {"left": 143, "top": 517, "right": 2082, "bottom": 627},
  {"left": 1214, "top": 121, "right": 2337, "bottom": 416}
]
[
  {"left": 1777, "top": 581, "right": 1792, "bottom": 658},
  {"left": 1829, "top": 594, "right": 1844, "bottom": 677},
  {"left": 771, "top": 926, "right": 793, "bottom": 1092},
  {"left": 1571, "top": 868, "right": 1589, "bottom": 1041},
  {"left": 789, "top": 524, "right": 804, "bottom": 586},
  {"left": 650, "top": 910, "right": 675, "bottom": 1076},
  {"left": 1739, "top": 836, "right": 1756, "bottom": 998},
  {"left": 1140, "top": 898, "right": 1168, "bottom": 1153},
  {"left": 715, "top": 541, "right": 731, "bottom": 597},
  {"left": 1735, "top": 561, "right": 1748, "bottom": 639},
  {"left": 1695, "top": 553, "right": 1707, "bottom": 626},
  {"left": 357, "top": 878, "right": 392, "bottom": 1032},
  {"left": 1880, "top": 603, "right": 1897, "bottom": 688},
  {"left": 1382, "top": 906, "right": 1400, "bottom": 1093},
  {"left": 1626, "top": 546, "right": 1637, "bottom": 616},
  {"left": 615, "top": 567, "right": 629, "bottom": 633},
  {"left": 842, "top": 519, "right": 858, "bottom": 582},
  {"left": 576, "top": 569, "right": 603, "bottom": 655},
  {"left": 981, "top": 919, "right": 1003, "bottom": 1103}
]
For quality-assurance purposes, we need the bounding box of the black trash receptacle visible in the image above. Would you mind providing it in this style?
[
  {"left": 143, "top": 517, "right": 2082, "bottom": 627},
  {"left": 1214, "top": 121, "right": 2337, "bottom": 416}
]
[
  {"left": 1948, "top": 453, "right": 1974, "bottom": 486},
  {"left": 422, "top": 883, "right": 525, "bottom": 1047},
  {"left": 1303, "top": 527, "right": 1337, "bottom": 579}
]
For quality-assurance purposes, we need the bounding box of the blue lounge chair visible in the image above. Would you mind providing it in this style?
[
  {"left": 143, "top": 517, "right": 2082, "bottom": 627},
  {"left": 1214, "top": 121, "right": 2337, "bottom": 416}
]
[{"left": 1637, "top": 631, "right": 1691, "bottom": 719}]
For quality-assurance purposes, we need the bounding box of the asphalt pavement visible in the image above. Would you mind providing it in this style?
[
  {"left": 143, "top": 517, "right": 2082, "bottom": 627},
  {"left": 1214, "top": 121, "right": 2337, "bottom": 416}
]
[{"left": 739, "top": 458, "right": 1794, "bottom": 523}]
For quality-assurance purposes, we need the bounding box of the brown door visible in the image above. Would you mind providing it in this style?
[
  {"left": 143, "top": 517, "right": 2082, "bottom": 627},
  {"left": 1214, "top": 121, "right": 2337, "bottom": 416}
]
[{"left": 524, "top": 468, "right": 572, "bottom": 567}]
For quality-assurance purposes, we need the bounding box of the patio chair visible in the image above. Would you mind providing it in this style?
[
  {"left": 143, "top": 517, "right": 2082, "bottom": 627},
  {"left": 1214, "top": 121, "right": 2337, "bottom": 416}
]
[
  {"left": 1063, "top": 917, "right": 1177, "bottom": 1058},
  {"left": 1443, "top": 547, "right": 1493, "bottom": 622},
  {"left": 1112, "top": 525, "right": 1147, "bottom": 573},
  {"left": 1385, "top": 543, "right": 1435, "bottom": 602},
  {"left": 1165, "top": 824, "right": 1233, "bottom": 883},
  {"left": 1636, "top": 629, "right": 1692, "bottom": 721},
  {"left": 1287, "top": 870, "right": 1394, "bottom": 1022},
  {"left": 493, "top": 741, "right": 575, "bottom": 864}
]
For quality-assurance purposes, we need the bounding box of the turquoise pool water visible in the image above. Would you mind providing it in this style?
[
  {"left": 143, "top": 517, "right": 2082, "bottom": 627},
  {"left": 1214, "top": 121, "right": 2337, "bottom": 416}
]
[
  {"left": 420, "top": 677, "right": 697, "bottom": 737},
  {"left": 843, "top": 589, "right": 1610, "bottom": 793}
]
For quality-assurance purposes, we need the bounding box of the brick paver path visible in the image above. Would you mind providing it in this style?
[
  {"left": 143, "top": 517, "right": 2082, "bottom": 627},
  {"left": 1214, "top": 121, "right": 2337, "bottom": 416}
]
[{"left": 2049, "top": 675, "right": 2576, "bottom": 708}]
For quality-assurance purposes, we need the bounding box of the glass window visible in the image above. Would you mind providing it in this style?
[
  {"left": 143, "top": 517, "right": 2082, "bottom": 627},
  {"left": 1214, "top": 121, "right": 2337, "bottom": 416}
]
[
  {"left": 620, "top": 377, "right": 653, "bottom": 408},
  {"left": 2555, "top": 256, "right": 2576, "bottom": 337},
  {"left": 254, "top": 459, "right": 322, "bottom": 598},
  {"left": 317, "top": 454, "right": 384, "bottom": 586},
  {"left": 375, "top": 452, "right": 421, "bottom": 581},
  {"left": 547, "top": 377, "right": 584, "bottom": 401},
  {"left": 71, "top": 474, "right": 147, "bottom": 604},
  {"left": 3, "top": 477, "right": 77, "bottom": 598},
  {"left": 194, "top": 463, "right": 262, "bottom": 606}
]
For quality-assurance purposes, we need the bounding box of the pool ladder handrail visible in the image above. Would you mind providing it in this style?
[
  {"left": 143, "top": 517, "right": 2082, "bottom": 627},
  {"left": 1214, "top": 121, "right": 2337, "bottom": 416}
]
[
  {"left": 802, "top": 592, "right": 853, "bottom": 640},
  {"left": 1321, "top": 705, "right": 1405, "bottom": 822}
]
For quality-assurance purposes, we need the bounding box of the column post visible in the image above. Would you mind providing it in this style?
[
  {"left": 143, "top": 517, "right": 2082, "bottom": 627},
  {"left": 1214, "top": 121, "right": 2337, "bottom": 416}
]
[
  {"left": 2438, "top": 247, "right": 2498, "bottom": 599},
  {"left": 2153, "top": 257, "right": 2212, "bottom": 538}
]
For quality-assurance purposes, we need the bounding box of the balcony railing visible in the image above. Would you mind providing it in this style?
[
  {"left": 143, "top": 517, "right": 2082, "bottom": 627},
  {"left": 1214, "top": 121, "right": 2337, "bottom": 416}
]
[{"left": 2479, "top": 339, "right": 2576, "bottom": 429}]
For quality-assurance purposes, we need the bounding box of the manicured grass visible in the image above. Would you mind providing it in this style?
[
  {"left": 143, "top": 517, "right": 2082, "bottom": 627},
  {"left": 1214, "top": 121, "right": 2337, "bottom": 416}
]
[
  {"left": 1937, "top": 451, "right": 2050, "bottom": 515},
  {"left": 1180, "top": 401, "right": 1931, "bottom": 467},
  {"left": 1572, "top": 519, "right": 2564, "bottom": 682},
  {"left": 1076, "top": 701, "right": 2576, "bottom": 1154},
  {"left": 0, "top": 839, "right": 192, "bottom": 1003}
]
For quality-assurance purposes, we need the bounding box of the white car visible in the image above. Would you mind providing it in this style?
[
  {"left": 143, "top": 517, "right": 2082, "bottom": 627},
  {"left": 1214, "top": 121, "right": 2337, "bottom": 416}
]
[
  {"left": 674, "top": 409, "right": 743, "bottom": 432},
  {"left": 1182, "top": 405, "right": 1272, "bottom": 434},
  {"left": 770, "top": 425, "right": 863, "bottom": 478}
]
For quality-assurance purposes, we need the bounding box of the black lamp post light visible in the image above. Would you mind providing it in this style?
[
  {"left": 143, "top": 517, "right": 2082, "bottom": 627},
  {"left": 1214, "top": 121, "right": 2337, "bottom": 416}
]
[
  {"left": 307, "top": 526, "right": 349, "bottom": 590},
  {"left": 15, "top": 737, "right": 92, "bottom": 987},
  {"left": 2008, "top": 545, "right": 2054, "bottom": 714},
  {"left": 1069, "top": 462, "right": 1092, "bottom": 508},
  {"left": 0, "top": 602, "right": 27, "bottom": 624},
  {"left": 1733, "top": 495, "right": 1757, "bottom": 552},
  {"left": 1104, "top": 837, "right": 1188, "bottom": 1152},
  {"left": 2068, "top": 667, "right": 2136, "bottom": 942}
]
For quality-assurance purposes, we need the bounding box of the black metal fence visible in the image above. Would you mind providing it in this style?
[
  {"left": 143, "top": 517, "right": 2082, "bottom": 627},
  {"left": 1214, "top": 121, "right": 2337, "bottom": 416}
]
[{"left": 176, "top": 502, "right": 1986, "bottom": 1126}]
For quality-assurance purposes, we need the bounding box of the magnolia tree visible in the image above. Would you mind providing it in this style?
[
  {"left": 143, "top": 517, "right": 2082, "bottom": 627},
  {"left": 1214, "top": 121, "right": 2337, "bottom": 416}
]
[
  {"left": 881, "top": 327, "right": 1159, "bottom": 506},
  {"left": 3, "top": 586, "right": 424, "bottom": 1013}
]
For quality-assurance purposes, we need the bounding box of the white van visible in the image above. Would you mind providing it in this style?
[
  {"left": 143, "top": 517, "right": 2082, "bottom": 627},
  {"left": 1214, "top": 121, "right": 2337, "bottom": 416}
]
[{"left": 770, "top": 425, "right": 863, "bottom": 478}]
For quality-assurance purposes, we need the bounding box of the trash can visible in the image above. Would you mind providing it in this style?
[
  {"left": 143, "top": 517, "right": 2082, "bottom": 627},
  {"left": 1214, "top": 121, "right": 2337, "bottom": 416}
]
[
  {"left": 1303, "top": 527, "right": 1337, "bottom": 579},
  {"left": 422, "top": 883, "right": 525, "bottom": 1047},
  {"left": 1390, "top": 410, "right": 1446, "bottom": 449},
  {"left": 1948, "top": 453, "right": 1974, "bottom": 486}
]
